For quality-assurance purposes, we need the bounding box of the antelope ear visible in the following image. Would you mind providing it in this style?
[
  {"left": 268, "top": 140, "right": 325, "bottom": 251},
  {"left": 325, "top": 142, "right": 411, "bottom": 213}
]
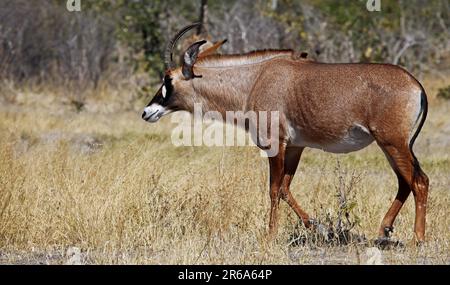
[
  {"left": 182, "top": 40, "right": 207, "bottom": 80},
  {"left": 198, "top": 39, "right": 228, "bottom": 58}
]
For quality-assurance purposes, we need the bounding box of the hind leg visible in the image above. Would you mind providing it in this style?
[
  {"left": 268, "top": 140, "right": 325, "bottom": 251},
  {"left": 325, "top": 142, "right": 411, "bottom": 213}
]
[
  {"left": 378, "top": 171, "right": 411, "bottom": 238},
  {"left": 377, "top": 143, "right": 429, "bottom": 242},
  {"left": 411, "top": 164, "right": 429, "bottom": 242},
  {"left": 377, "top": 144, "right": 412, "bottom": 237}
]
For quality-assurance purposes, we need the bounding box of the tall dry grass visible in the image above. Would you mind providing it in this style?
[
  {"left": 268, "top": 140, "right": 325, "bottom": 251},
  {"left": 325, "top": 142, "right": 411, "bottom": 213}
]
[{"left": 0, "top": 77, "right": 449, "bottom": 264}]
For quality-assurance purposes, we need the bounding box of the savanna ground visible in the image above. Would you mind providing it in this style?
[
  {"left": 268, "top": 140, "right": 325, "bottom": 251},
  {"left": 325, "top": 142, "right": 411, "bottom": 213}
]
[{"left": 0, "top": 77, "right": 449, "bottom": 265}]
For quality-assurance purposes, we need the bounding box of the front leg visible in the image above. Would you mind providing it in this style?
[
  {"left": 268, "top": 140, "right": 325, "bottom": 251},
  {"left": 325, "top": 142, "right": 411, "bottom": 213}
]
[{"left": 268, "top": 144, "right": 286, "bottom": 238}]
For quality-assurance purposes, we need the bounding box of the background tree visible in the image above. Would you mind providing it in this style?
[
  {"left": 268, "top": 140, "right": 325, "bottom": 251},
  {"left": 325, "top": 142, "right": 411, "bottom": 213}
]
[{"left": 0, "top": 0, "right": 448, "bottom": 91}]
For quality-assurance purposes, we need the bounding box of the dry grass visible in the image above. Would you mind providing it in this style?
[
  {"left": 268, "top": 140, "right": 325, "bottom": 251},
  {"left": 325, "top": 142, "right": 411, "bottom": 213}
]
[{"left": 0, "top": 78, "right": 449, "bottom": 264}]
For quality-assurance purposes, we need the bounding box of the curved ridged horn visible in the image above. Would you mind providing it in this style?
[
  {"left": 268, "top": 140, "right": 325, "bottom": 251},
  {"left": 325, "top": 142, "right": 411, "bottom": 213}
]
[{"left": 164, "top": 22, "right": 202, "bottom": 70}]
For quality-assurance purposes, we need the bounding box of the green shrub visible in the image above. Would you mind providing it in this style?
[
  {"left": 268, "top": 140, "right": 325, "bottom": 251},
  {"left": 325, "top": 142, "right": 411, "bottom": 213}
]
[{"left": 437, "top": 85, "right": 450, "bottom": 100}]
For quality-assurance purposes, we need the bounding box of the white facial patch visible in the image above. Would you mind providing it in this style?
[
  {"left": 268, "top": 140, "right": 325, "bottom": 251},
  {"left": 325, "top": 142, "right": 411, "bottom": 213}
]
[
  {"left": 162, "top": 85, "right": 167, "bottom": 98},
  {"left": 142, "top": 103, "right": 167, "bottom": 123}
]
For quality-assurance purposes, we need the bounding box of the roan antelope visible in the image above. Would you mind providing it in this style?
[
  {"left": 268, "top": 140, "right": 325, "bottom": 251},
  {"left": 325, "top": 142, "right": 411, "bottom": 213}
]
[{"left": 142, "top": 23, "right": 429, "bottom": 244}]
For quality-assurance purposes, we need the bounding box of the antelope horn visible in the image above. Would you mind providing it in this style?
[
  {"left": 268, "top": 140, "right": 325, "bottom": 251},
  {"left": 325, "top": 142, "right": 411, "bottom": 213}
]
[{"left": 164, "top": 22, "right": 202, "bottom": 70}]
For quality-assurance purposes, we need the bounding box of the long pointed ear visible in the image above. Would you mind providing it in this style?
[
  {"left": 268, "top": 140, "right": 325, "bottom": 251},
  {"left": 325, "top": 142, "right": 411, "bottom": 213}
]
[
  {"left": 198, "top": 39, "right": 228, "bottom": 58},
  {"left": 182, "top": 40, "right": 207, "bottom": 80}
]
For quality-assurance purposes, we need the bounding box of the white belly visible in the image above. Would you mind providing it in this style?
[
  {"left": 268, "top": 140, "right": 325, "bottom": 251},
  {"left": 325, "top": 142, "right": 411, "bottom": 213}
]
[{"left": 287, "top": 123, "right": 374, "bottom": 154}]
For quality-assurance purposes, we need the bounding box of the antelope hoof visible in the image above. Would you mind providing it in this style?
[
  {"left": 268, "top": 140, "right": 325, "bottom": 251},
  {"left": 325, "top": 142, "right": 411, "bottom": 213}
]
[
  {"left": 415, "top": 239, "right": 425, "bottom": 248},
  {"left": 374, "top": 226, "right": 402, "bottom": 249},
  {"left": 383, "top": 226, "right": 394, "bottom": 238},
  {"left": 373, "top": 237, "right": 404, "bottom": 250}
]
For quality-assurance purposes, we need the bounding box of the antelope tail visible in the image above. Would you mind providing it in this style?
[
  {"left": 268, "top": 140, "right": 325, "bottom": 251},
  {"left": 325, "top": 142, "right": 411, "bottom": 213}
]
[{"left": 409, "top": 89, "right": 428, "bottom": 165}]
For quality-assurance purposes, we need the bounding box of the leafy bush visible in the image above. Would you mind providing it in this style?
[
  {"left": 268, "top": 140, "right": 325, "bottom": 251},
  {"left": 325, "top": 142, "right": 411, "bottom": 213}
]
[{"left": 437, "top": 85, "right": 450, "bottom": 100}]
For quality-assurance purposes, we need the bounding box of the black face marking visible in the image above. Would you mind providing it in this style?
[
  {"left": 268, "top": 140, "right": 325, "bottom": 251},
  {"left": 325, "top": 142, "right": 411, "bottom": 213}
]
[{"left": 147, "top": 75, "right": 174, "bottom": 107}]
